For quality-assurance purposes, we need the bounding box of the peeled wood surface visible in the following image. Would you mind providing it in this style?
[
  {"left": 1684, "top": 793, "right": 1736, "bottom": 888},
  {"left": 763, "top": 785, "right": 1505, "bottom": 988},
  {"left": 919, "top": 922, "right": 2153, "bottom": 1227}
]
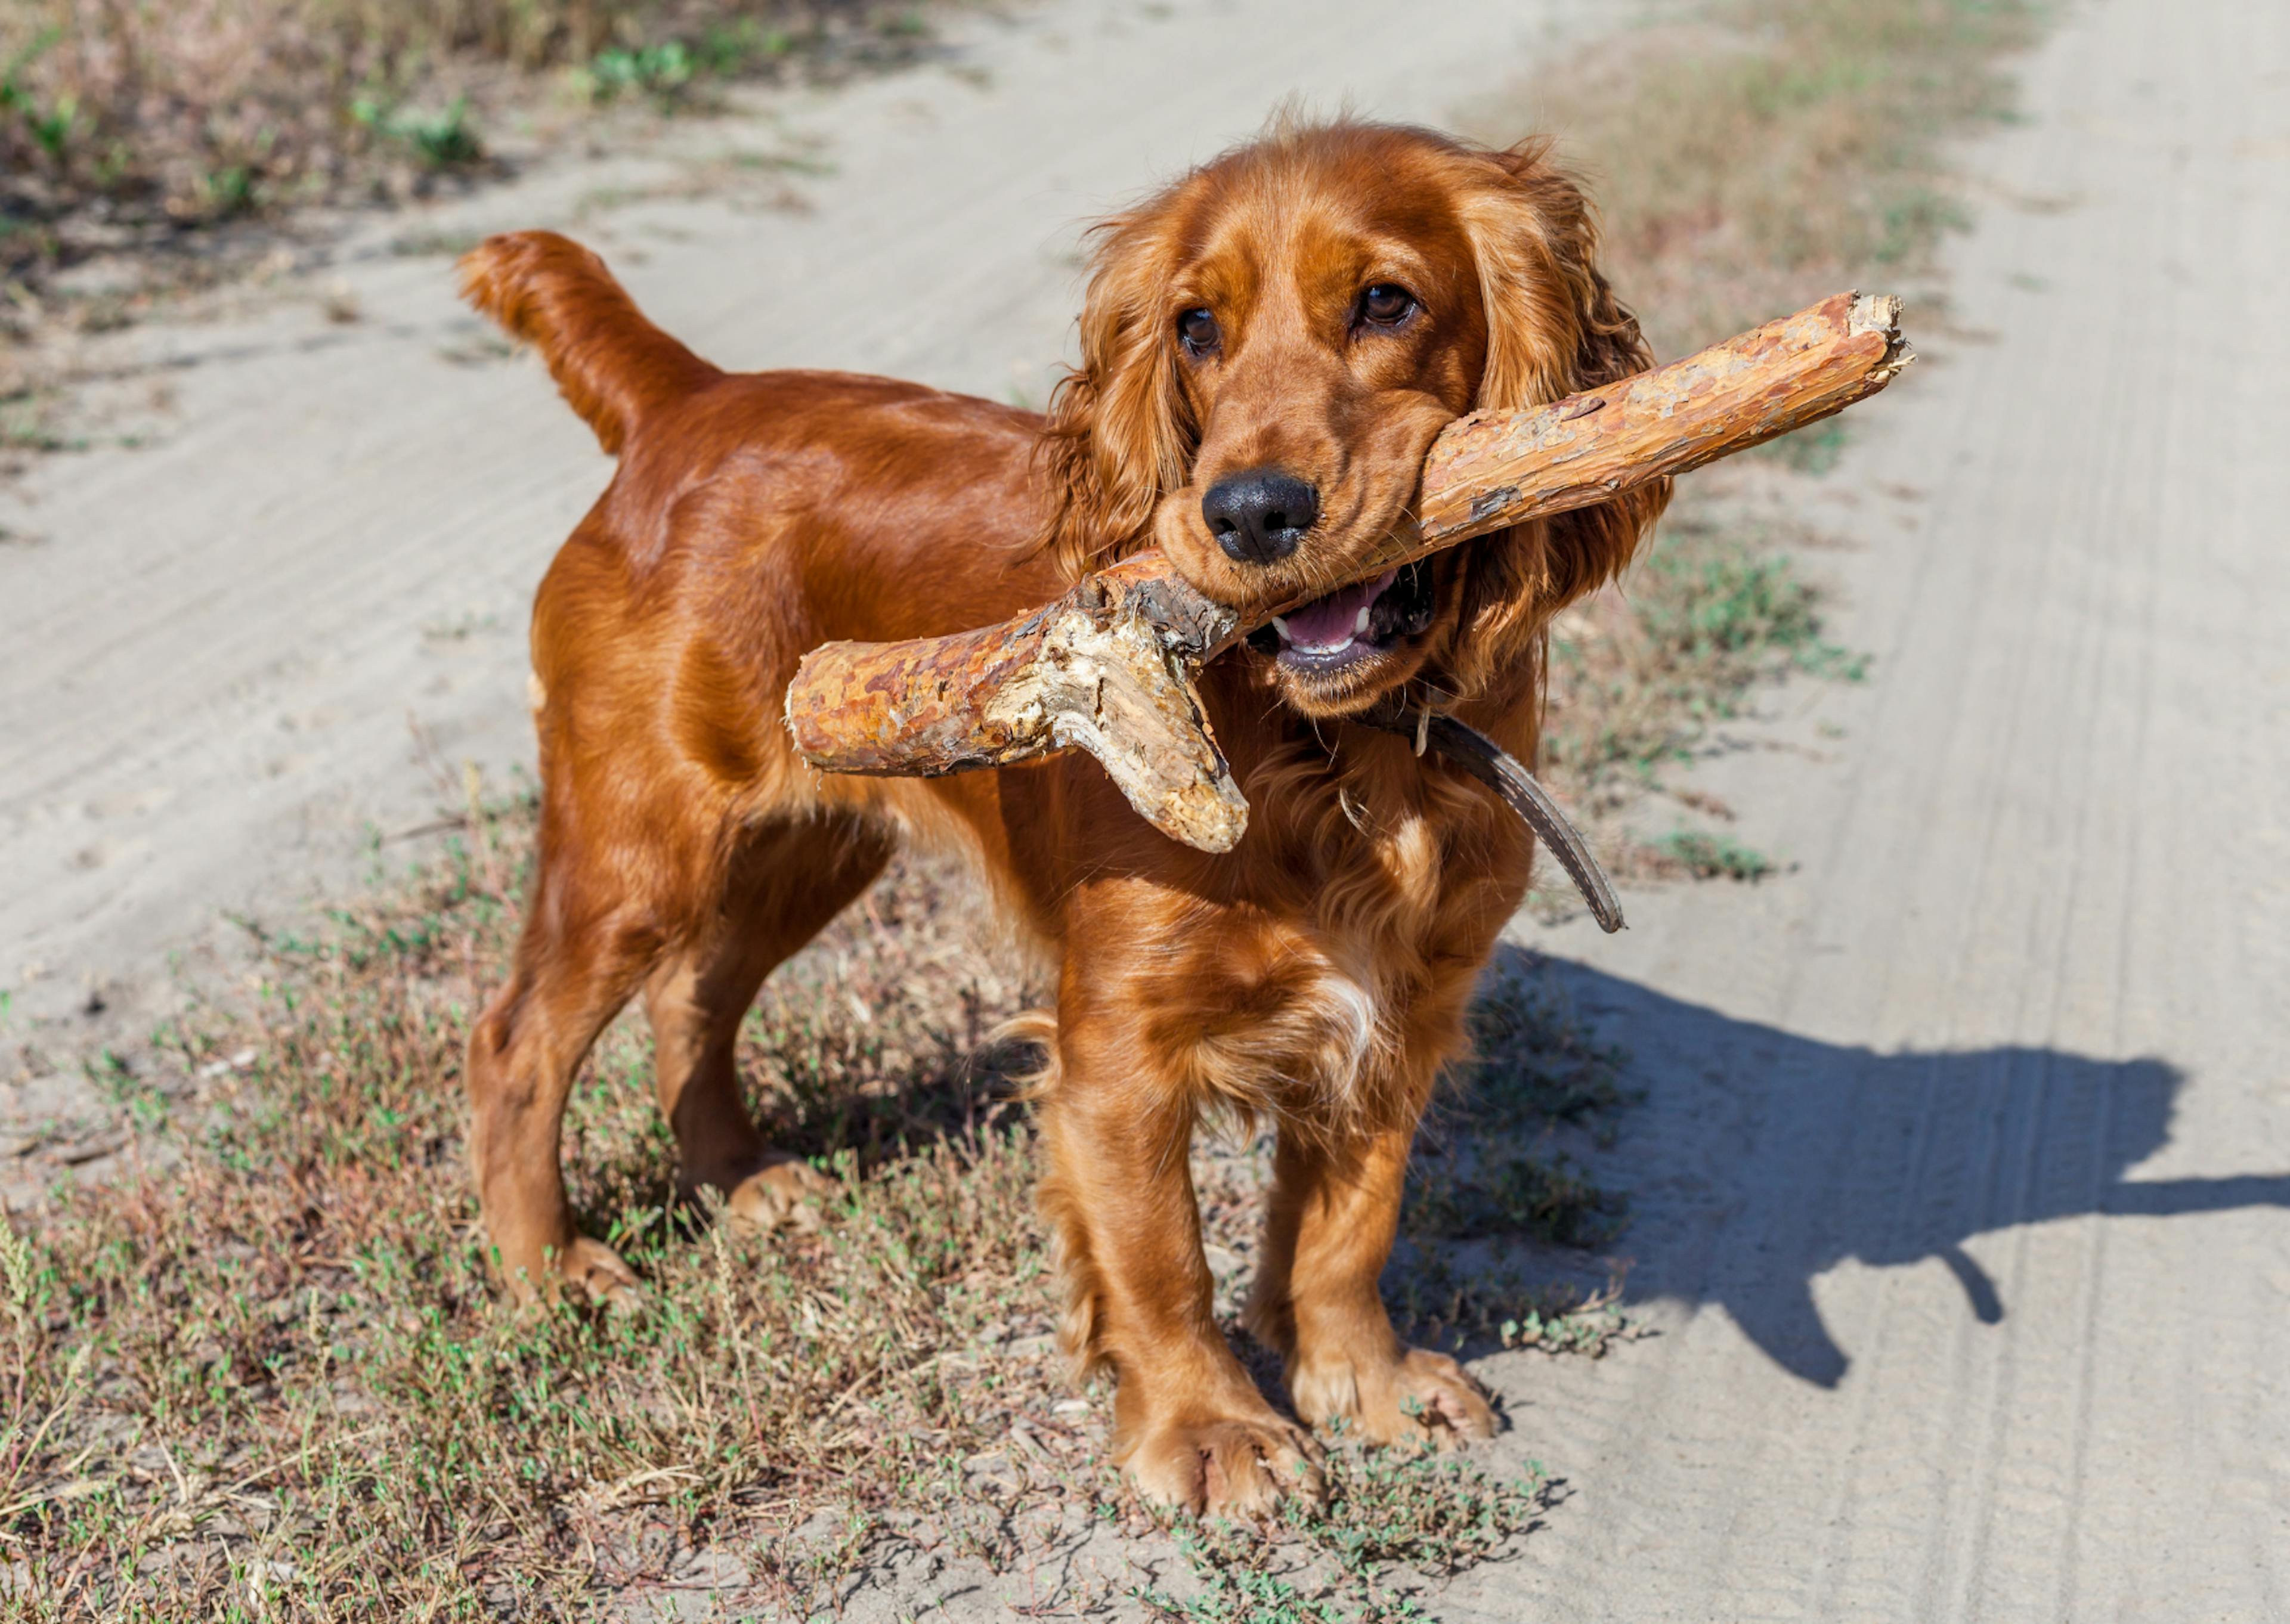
[{"left": 784, "top": 292, "right": 1913, "bottom": 850}]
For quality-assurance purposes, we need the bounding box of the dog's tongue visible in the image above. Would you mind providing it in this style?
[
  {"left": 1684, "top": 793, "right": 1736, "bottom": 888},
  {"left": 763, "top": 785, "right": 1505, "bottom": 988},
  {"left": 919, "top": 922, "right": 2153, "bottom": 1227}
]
[{"left": 1278, "top": 569, "right": 1397, "bottom": 650}]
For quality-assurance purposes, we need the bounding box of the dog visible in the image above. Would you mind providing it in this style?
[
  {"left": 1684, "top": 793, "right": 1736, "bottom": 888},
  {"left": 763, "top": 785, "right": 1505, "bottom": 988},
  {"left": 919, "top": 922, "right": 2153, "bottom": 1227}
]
[{"left": 457, "top": 117, "right": 1667, "bottom": 1518}]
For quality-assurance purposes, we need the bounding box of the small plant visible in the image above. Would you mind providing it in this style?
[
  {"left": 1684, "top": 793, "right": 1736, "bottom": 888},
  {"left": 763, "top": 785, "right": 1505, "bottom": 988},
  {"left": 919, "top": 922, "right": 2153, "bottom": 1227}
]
[
  {"left": 1497, "top": 1271, "right": 1648, "bottom": 1358},
  {"left": 1136, "top": 1449, "right": 1550, "bottom": 1623},
  {"left": 0, "top": 27, "right": 72, "bottom": 162},
  {"left": 351, "top": 92, "right": 483, "bottom": 169},
  {"left": 191, "top": 160, "right": 256, "bottom": 217},
  {"left": 583, "top": 41, "right": 697, "bottom": 104},
  {"left": 1652, "top": 829, "right": 1778, "bottom": 882}
]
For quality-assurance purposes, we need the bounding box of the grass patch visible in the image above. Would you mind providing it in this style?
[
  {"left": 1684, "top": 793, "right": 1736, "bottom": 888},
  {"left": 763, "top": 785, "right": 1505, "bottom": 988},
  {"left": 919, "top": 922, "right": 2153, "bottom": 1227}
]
[
  {"left": 1135, "top": 1452, "right": 1551, "bottom": 1623},
  {"left": 1539, "top": 491, "right": 1865, "bottom": 814},
  {"left": 0, "top": 1, "right": 946, "bottom": 290},
  {"left": 1481, "top": 0, "right": 2043, "bottom": 355},
  {"left": 0, "top": 805, "right": 1051, "bottom": 1616},
  {"left": 0, "top": 802, "right": 1591, "bottom": 1619},
  {"left": 1453, "top": 963, "right": 1630, "bottom": 1133},
  {"left": 1411, "top": 1152, "right": 1623, "bottom": 1250}
]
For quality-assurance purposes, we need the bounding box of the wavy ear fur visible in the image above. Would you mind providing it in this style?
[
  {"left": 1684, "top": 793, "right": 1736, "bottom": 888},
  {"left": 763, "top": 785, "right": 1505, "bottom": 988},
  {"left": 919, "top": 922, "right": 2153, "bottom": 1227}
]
[
  {"left": 1447, "top": 140, "right": 1671, "bottom": 699},
  {"left": 1036, "top": 205, "right": 1200, "bottom": 581}
]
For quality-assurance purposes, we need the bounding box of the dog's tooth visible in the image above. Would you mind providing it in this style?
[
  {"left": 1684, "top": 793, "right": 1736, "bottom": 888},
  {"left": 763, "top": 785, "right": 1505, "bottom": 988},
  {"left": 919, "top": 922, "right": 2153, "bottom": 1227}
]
[
  {"left": 1354, "top": 606, "right": 1371, "bottom": 636},
  {"left": 1271, "top": 615, "right": 1292, "bottom": 644}
]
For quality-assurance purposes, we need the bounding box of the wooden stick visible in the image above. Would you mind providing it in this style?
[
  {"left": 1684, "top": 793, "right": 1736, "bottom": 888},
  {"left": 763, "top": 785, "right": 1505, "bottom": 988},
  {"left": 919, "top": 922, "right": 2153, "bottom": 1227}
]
[{"left": 785, "top": 291, "right": 1912, "bottom": 852}]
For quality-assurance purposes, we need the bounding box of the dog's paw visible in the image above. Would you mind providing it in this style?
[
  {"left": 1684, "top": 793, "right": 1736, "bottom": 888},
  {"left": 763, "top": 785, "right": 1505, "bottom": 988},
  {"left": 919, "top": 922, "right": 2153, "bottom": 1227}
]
[
  {"left": 552, "top": 1236, "right": 642, "bottom": 1309},
  {"left": 1123, "top": 1413, "right": 1326, "bottom": 1519},
  {"left": 1291, "top": 1346, "right": 1497, "bottom": 1451},
  {"left": 722, "top": 1155, "right": 835, "bottom": 1234}
]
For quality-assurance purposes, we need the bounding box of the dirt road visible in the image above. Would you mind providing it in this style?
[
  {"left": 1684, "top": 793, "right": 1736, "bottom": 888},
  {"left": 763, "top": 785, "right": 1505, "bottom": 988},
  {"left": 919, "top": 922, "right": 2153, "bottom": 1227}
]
[
  {"left": 1457, "top": 2, "right": 2290, "bottom": 1616},
  {"left": 3, "top": 0, "right": 2285, "bottom": 1616}
]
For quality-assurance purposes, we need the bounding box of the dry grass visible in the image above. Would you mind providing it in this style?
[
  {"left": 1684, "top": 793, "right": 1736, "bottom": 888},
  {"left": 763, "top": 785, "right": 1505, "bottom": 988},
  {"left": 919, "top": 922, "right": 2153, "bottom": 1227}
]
[
  {"left": 0, "top": 1, "right": 934, "bottom": 289},
  {"left": 0, "top": 798, "right": 1607, "bottom": 1619},
  {"left": 1481, "top": 0, "right": 2042, "bottom": 355}
]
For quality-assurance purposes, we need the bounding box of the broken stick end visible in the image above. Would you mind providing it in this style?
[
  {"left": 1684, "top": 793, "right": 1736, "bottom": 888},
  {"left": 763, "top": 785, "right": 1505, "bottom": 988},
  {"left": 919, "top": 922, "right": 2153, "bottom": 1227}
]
[{"left": 1848, "top": 290, "right": 1917, "bottom": 383}]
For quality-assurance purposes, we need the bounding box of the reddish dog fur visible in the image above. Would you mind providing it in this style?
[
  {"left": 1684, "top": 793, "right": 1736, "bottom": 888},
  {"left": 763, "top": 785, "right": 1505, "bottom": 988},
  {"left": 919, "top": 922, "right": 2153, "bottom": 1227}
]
[{"left": 459, "top": 119, "right": 1667, "bottom": 1517}]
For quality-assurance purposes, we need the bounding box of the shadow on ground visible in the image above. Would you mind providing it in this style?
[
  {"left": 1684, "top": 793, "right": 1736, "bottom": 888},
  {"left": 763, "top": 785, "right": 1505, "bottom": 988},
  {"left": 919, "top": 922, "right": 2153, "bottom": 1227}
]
[{"left": 1514, "top": 947, "right": 2290, "bottom": 1387}]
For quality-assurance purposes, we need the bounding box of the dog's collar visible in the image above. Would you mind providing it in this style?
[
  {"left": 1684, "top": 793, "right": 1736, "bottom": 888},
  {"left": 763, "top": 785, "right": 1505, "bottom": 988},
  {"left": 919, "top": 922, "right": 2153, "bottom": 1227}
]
[{"left": 1356, "top": 699, "right": 1624, "bottom": 934}]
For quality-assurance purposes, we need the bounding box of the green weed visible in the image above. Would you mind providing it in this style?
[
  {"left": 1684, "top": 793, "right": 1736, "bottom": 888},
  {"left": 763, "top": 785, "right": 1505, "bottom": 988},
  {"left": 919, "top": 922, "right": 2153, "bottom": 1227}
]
[
  {"left": 698, "top": 18, "right": 798, "bottom": 73},
  {"left": 1496, "top": 1273, "right": 1644, "bottom": 1358},
  {"left": 1398, "top": 956, "right": 1636, "bottom": 1278},
  {"left": 1456, "top": 967, "right": 1629, "bottom": 1130},
  {"left": 0, "top": 27, "right": 71, "bottom": 162},
  {"left": 582, "top": 42, "right": 698, "bottom": 105},
  {"left": 1652, "top": 830, "right": 1780, "bottom": 882},
  {"left": 1137, "top": 1449, "right": 1550, "bottom": 1624},
  {"left": 351, "top": 93, "right": 484, "bottom": 169},
  {"left": 1411, "top": 1152, "right": 1625, "bottom": 1251}
]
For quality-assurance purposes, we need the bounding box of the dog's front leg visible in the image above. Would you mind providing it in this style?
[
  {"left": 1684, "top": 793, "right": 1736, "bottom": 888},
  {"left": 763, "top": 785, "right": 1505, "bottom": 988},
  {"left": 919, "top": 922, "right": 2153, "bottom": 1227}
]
[
  {"left": 1247, "top": 1119, "right": 1497, "bottom": 1449},
  {"left": 1036, "top": 1018, "right": 1325, "bottom": 1517}
]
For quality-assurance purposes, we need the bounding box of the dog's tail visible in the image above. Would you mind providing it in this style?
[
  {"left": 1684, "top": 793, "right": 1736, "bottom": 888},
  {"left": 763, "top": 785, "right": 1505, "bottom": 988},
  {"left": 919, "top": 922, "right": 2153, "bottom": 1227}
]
[{"left": 457, "top": 231, "right": 720, "bottom": 455}]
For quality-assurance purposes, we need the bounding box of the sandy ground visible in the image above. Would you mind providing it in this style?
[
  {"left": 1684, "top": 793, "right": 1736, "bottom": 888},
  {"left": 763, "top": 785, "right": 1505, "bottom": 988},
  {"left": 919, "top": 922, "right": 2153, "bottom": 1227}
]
[
  {"left": 3, "top": 0, "right": 2286, "bottom": 1616},
  {"left": 1457, "top": 2, "right": 2290, "bottom": 1616}
]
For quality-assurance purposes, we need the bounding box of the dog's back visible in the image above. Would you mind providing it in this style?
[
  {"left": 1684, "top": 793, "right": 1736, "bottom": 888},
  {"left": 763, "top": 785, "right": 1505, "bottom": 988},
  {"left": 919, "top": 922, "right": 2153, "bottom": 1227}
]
[{"left": 462, "top": 231, "right": 1063, "bottom": 650}]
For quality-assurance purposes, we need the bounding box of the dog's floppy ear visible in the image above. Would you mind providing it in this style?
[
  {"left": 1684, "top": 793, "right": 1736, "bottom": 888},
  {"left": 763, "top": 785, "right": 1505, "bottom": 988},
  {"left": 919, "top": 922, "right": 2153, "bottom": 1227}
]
[
  {"left": 1036, "top": 204, "right": 1199, "bottom": 581},
  {"left": 1447, "top": 140, "right": 1670, "bottom": 696}
]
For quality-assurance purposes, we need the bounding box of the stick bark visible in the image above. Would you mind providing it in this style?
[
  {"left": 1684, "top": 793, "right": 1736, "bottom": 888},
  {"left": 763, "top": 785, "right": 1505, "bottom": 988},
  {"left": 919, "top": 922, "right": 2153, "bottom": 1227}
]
[{"left": 785, "top": 290, "right": 1913, "bottom": 851}]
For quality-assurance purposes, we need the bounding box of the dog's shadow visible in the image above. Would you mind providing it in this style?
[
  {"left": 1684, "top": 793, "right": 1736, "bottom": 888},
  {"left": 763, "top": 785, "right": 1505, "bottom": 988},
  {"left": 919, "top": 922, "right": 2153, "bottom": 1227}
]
[{"left": 1483, "top": 944, "right": 2290, "bottom": 1387}]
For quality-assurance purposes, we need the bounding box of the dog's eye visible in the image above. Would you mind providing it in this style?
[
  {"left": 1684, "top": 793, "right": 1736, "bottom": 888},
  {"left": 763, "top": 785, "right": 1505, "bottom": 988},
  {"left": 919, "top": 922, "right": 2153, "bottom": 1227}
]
[
  {"left": 1357, "top": 283, "right": 1419, "bottom": 328},
  {"left": 1177, "top": 306, "right": 1221, "bottom": 356}
]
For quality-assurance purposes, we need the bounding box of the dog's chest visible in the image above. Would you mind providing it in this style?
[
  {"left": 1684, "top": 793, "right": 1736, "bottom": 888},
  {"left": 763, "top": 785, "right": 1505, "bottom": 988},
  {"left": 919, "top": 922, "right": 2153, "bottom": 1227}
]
[{"left": 1231, "top": 799, "right": 1486, "bottom": 1105}]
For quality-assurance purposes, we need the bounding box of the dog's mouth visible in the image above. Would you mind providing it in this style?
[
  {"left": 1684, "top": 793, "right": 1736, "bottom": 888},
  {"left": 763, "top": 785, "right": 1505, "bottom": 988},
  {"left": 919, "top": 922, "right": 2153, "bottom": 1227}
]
[{"left": 1244, "top": 559, "right": 1438, "bottom": 674}]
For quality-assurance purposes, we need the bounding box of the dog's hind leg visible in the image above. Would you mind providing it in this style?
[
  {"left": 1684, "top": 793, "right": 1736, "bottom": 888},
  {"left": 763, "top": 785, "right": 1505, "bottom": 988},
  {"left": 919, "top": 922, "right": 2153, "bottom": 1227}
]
[{"left": 642, "top": 815, "right": 893, "bottom": 1232}]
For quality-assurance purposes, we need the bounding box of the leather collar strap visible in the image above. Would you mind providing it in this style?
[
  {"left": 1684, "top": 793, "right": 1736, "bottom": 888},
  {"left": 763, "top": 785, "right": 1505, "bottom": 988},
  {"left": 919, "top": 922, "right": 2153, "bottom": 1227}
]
[{"left": 1360, "top": 705, "right": 1625, "bottom": 934}]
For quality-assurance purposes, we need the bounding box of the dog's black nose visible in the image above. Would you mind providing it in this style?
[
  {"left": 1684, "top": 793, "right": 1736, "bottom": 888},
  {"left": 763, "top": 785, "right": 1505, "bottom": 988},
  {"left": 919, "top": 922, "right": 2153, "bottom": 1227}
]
[{"left": 1201, "top": 469, "right": 1319, "bottom": 565}]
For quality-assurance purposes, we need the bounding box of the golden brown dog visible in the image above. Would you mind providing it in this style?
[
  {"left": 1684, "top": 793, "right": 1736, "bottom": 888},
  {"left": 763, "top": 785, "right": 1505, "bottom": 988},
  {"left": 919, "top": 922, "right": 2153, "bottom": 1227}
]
[{"left": 458, "top": 118, "right": 1667, "bottom": 1517}]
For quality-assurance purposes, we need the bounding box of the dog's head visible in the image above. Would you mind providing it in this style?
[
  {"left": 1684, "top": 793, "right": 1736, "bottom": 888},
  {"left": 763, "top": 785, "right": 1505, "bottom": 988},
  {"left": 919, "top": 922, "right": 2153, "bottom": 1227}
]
[{"left": 1038, "top": 119, "right": 1668, "bottom": 718}]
